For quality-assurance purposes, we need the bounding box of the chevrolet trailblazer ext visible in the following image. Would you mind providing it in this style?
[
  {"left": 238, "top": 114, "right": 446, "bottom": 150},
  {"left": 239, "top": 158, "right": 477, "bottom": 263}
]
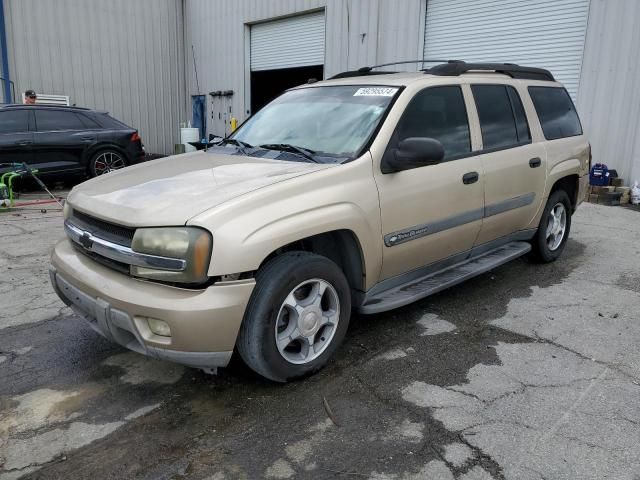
[{"left": 51, "top": 61, "right": 589, "bottom": 382}]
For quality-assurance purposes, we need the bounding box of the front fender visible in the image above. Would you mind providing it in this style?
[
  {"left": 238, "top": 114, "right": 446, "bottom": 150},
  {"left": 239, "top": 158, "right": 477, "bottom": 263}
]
[
  {"left": 210, "top": 202, "right": 379, "bottom": 286},
  {"left": 189, "top": 156, "right": 383, "bottom": 290}
]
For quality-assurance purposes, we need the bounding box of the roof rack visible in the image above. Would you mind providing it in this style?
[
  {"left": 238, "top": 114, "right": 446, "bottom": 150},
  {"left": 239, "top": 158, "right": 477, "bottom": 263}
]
[
  {"left": 330, "top": 59, "right": 555, "bottom": 82},
  {"left": 329, "top": 59, "right": 451, "bottom": 79},
  {"left": 426, "top": 61, "right": 555, "bottom": 81}
]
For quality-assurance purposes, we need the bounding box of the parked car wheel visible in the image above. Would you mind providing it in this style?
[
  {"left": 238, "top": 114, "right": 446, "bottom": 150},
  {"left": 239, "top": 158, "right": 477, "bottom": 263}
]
[
  {"left": 237, "top": 251, "right": 351, "bottom": 382},
  {"left": 89, "top": 150, "right": 127, "bottom": 177},
  {"left": 530, "top": 189, "right": 572, "bottom": 263}
]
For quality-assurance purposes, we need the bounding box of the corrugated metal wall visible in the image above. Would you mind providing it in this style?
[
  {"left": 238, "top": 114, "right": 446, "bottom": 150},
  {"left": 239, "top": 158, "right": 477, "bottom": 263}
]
[
  {"left": 577, "top": 0, "right": 640, "bottom": 184},
  {"left": 185, "top": 0, "right": 425, "bottom": 136},
  {"left": 4, "top": 0, "right": 187, "bottom": 154},
  {"left": 423, "top": 0, "right": 590, "bottom": 100}
]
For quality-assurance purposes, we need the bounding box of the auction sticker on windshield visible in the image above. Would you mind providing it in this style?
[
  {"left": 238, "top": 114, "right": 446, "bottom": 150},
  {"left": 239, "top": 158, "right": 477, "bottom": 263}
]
[{"left": 353, "top": 87, "right": 398, "bottom": 97}]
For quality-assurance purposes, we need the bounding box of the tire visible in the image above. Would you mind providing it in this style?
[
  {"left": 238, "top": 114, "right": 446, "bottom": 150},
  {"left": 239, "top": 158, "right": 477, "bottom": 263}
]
[
  {"left": 89, "top": 149, "right": 128, "bottom": 177},
  {"left": 530, "top": 189, "right": 572, "bottom": 263},
  {"left": 237, "top": 251, "right": 351, "bottom": 382}
]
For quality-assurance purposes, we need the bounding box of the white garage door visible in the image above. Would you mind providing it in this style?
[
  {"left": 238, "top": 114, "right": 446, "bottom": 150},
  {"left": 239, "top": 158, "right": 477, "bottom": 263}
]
[
  {"left": 251, "top": 11, "right": 325, "bottom": 71},
  {"left": 423, "top": 0, "right": 590, "bottom": 99}
]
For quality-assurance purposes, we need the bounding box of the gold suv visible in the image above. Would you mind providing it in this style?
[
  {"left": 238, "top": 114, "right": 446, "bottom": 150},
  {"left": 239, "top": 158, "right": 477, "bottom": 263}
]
[{"left": 50, "top": 61, "right": 590, "bottom": 382}]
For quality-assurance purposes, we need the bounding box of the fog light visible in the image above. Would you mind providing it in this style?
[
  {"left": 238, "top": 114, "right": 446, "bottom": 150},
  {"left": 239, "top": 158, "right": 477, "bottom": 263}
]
[{"left": 148, "top": 318, "right": 171, "bottom": 337}]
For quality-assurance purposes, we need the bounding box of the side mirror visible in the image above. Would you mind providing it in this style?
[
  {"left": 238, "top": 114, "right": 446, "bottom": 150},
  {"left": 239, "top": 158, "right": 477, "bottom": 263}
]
[{"left": 381, "top": 137, "right": 445, "bottom": 173}]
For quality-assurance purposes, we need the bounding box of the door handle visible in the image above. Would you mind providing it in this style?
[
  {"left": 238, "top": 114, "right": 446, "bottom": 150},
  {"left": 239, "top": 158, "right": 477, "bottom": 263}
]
[
  {"left": 15, "top": 140, "right": 33, "bottom": 146},
  {"left": 529, "top": 157, "right": 542, "bottom": 168},
  {"left": 462, "top": 171, "right": 479, "bottom": 185}
]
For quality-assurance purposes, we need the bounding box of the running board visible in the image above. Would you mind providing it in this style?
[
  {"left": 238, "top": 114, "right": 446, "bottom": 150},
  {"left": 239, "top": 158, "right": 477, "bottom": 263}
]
[{"left": 360, "top": 241, "right": 531, "bottom": 314}]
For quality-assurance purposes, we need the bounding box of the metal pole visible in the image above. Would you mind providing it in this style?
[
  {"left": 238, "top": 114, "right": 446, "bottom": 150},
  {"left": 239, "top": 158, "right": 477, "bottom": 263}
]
[{"left": 0, "top": 0, "right": 11, "bottom": 104}]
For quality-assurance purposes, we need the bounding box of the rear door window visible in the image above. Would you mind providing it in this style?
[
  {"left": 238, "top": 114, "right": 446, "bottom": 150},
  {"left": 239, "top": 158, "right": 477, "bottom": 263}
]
[
  {"left": 528, "top": 86, "right": 583, "bottom": 140},
  {"left": 35, "top": 110, "right": 87, "bottom": 131},
  {"left": 395, "top": 85, "right": 471, "bottom": 160},
  {"left": 472, "top": 85, "right": 531, "bottom": 150},
  {"left": 0, "top": 110, "right": 30, "bottom": 133}
]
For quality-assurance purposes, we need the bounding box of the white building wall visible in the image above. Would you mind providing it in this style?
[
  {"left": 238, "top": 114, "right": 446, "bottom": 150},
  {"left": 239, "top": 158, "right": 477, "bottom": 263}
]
[
  {"left": 577, "top": 0, "right": 640, "bottom": 184},
  {"left": 185, "top": 0, "right": 425, "bottom": 136},
  {"left": 4, "top": 0, "right": 187, "bottom": 154}
]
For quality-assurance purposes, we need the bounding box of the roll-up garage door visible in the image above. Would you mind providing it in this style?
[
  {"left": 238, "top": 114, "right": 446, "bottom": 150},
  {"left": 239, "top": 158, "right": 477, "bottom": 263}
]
[
  {"left": 251, "top": 11, "right": 325, "bottom": 71},
  {"left": 423, "top": 0, "right": 590, "bottom": 99}
]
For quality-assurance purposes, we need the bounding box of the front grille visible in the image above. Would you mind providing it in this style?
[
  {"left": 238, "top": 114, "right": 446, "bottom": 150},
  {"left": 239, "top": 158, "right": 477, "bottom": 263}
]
[
  {"left": 70, "top": 209, "right": 135, "bottom": 247},
  {"left": 71, "top": 243, "right": 131, "bottom": 275}
]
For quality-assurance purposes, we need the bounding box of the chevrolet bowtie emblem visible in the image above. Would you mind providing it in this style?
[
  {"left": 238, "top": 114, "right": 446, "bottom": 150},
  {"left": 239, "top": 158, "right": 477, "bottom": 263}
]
[{"left": 79, "top": 232, "right": 94, "bottom": 250}]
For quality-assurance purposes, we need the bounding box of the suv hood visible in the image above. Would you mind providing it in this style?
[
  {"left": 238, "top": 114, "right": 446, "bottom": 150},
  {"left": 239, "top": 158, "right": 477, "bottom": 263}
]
[{"left": 68, "top": 151, "right": 333, "bottom": 226}]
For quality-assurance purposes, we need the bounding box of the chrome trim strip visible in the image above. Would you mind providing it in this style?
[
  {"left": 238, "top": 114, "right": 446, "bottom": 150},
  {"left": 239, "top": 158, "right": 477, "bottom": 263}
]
[
  {"left": 65, "top": 221, "right": 186, "bottom": 271},
  {"left": 384, "top": 193, "right": 536, "bottom": 247}
]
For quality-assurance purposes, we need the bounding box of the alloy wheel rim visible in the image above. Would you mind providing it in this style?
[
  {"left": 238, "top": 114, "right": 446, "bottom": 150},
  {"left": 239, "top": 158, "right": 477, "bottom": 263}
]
[
  {"left": 94, "top": 152, "right": 125, "bottom": 175},
  {"left": 546, "top": 202, "right": 567, "bottom": 251},
  {"left": 274, "top": 278, "right": 340, "bottom": 365}
]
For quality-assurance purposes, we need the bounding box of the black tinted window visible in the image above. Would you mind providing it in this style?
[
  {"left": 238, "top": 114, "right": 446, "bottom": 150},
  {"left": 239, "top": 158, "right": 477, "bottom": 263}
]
[
  {"left": 528, "top": 87, "right": 582, "bottom": 140},
  {"left": 396, "top": 86, "right": 471, "bottom": 160},
  {"left": 35, "top": 110, "right": 86, "bottom": 131},
  {"left": 77, "top": 113, "right": 101, "bottom": 129},
  {"left": 507, "top": 87, "right": 531, "bottom": 143},
  {"left": 94, "top": 113, "right": 129, "bottom": 129},
  {"left": 472, "top": 85, "right": 528, "bottom": 150},
  {"left": 0, "top": 110, "right": 29, "bottom": 133}
]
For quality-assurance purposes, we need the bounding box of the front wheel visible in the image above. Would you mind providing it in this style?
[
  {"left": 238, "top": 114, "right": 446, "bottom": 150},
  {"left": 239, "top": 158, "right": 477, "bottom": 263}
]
[
  {"left": 237, "top": 251, "right": 351, "bottom": 382},
  {"left": 530, "top": 190, "right": 572, "bottom": 263},
  {"left": 89, "top": 150, "right": 127, "bottom": 177}
]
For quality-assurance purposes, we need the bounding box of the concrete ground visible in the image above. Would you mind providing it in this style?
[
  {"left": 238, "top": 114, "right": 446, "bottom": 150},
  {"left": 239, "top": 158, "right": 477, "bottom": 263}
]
[{"left": 1, "top": 202, "right": 639, "bottom": 480}]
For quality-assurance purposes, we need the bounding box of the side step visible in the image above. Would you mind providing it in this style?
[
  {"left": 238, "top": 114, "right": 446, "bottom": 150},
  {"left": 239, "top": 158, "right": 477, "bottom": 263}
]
[{"left": 360, "top": 241, "right": 532, "bottom": 314}]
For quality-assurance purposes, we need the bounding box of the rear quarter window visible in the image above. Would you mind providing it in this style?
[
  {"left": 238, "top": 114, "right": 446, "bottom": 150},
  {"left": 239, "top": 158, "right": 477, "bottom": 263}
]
[
  {"left": 528, "top": 86, "right": 582, "bottom": 140},
  {"left": 93, "top": 113, "right": 130, "bottom": 129}
]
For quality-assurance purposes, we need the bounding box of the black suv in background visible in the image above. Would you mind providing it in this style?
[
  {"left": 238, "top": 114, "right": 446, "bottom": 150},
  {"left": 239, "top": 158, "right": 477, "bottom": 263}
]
[{"left": 0, "top": 105, "right": 145, "bottom": 179}]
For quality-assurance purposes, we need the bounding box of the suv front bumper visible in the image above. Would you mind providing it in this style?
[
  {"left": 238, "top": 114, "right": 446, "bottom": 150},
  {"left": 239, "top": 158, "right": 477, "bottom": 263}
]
[{"left": 50, "top": 239, "right": 255, "bottom": 371}]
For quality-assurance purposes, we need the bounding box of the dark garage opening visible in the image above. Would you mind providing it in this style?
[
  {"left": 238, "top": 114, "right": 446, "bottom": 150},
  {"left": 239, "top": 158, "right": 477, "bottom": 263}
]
[{"left": 250, "top": 65, "right": 324, "bottom": 114}]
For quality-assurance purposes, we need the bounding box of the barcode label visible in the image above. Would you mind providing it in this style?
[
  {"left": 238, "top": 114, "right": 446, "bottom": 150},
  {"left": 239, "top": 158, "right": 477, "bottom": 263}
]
[{"left": 353, "top": 87, "right": 398, "bottom": 97}]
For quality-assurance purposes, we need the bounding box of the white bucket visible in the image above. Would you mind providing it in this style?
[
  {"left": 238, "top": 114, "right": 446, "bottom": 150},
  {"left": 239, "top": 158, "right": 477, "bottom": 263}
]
[{"left": 180, "top": 127, "right": 200, "bottom": 153}]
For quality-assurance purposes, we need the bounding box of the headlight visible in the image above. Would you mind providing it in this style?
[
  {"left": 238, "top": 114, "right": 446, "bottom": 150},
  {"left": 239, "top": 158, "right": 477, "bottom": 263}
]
[
  {"left": 63, "top": 202, "right": 71, "bottom": 220},
  {"left": 130, "top": 227, "right": 212, "bottom": 284}
]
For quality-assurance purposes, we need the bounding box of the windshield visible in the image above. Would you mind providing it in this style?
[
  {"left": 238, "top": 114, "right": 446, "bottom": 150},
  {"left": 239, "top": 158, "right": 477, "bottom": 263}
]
[{"left": 230, "top": 85, "right": 400, "bottom": 162}]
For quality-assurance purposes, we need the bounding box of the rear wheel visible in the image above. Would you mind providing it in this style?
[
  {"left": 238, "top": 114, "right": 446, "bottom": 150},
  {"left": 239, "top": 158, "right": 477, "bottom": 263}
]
[
  {"left": 237, "top": 251, "right": 351, "bottom": 382},
  {"left": 89, "top": 150, "right": 127, "bottom": 177},
  {"left": 530, "top": 190, "right": 572, "bottom": 263}
]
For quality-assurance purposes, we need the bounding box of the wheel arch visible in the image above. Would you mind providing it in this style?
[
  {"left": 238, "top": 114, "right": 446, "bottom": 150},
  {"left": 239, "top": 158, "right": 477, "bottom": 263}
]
[
  {"left": 259, "top": 229, "right": 367, "bottom": 307},
  {"left": 550, "top": 174, "right": 579, "bottom": 212}
]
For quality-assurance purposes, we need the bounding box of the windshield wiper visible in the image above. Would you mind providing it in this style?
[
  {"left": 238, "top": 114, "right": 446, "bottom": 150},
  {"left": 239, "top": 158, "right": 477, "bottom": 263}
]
[
  {"left": 259, "top": 143, "right": 319, "bottom": 163},
  {"left": 216, "top": 138, "right": 254, "bottom": 155}
]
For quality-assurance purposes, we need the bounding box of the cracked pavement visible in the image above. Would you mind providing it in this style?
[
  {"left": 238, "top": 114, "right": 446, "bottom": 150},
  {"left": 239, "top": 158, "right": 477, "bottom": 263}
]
[{"left": 1, "top": 202, "right": 639, "bottom": 479}]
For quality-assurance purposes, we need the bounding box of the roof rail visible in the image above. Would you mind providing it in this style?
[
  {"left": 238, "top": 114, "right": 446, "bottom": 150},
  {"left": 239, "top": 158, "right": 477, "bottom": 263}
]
[
  {"left": 426, "top": 62, "right": 555, "bottom": 81},
  {"left": 329, "top": 59, "right": 455, "bottom": 80},
  {"left": 329, "top": 60, "right": 555, "bottom": 82}
]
